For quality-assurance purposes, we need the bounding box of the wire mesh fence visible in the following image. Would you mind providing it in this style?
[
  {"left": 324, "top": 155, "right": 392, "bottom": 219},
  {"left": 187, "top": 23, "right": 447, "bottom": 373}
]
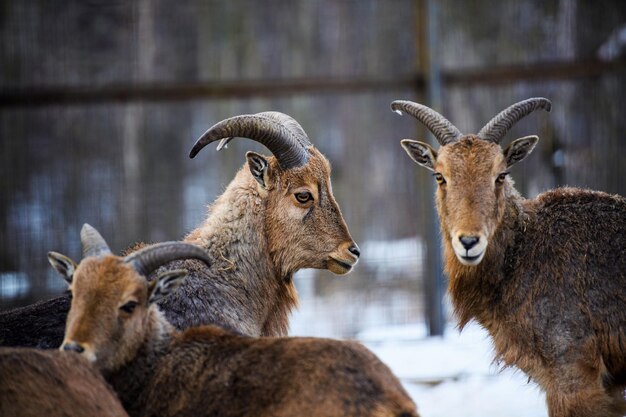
[{"left": 1, "top": 0, "right": 625, "bottom": 338}]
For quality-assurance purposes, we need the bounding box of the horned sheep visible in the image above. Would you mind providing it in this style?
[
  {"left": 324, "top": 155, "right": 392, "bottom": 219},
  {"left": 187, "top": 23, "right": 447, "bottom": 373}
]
[
  {"left": 0, "top": 111, "right": 359, "bottom": 348},
  {"left": 0, "top": 347, "right": 128, "bottom": 417},
  {"left": 394, "top": 97, "right": 626, "bottom": 417},
  {"left": 52, "top": 227, "right": 418, "bottom": 417}
]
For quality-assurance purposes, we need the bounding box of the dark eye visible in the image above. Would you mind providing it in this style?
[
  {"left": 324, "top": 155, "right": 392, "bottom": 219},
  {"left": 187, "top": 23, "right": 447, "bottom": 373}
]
[
  {"left": 120, "top": 301, "right": 138, "bottom": 314},
  {"left": 496, "top": 172, "right": 509, "bottom": 184},
  {"left": 433, "top": 173, "right": 446, "bottom": 185},
  {"left": 295, "top": 192, "right": 313, "bottom": 204}
]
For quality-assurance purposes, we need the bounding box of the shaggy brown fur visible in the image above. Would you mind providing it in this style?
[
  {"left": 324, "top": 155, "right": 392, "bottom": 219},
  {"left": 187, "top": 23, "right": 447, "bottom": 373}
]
[
  {"left": 60, "top": 257, "right": 418, "bottom": 417},
  {"left": 0, "top": 147, "right": 358, "bottom": 348},
  {"left": 404, "top": 135, "right": 626, "bottom": 417},
  {"left": 0, "top": 347, "right": 128, "bottom": 417},
  {"left": 164, "top": 147, "right": 358, "bottom": 337}
]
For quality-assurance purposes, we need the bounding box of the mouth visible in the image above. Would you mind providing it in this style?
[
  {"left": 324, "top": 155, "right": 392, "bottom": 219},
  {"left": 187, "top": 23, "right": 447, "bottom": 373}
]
[
  {"left": 451, "top": 232, "right": 488, "bottom": 267},
  {"left": 327, "top": 257, "right": 355, "bottom": 275},
  {"left": 456, "top": 251, "right": 485, "bottom": 266}
]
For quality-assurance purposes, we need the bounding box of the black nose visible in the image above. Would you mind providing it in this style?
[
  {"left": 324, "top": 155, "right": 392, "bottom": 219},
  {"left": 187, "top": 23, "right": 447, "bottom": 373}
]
[
  {"left": 62, "top": 342, "right": 85, "bottom": 354},
  {"left": 348, "top": 244, "right": 360, "bottom": 258},
  {"left": 459, "top": 236, "right": 479, "bottom": 250}
]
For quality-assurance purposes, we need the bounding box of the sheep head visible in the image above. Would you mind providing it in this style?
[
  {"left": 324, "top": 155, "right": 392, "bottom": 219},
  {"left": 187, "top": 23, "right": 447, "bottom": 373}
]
[
  {"left": 393, "top": 98, "right": 551, "bottom": 266},
  {"left": 51, "top": 224, "right": 209, "bottom": 372},
  {"left": 190, "top": 111, "right": 360, "bottom": 276}
]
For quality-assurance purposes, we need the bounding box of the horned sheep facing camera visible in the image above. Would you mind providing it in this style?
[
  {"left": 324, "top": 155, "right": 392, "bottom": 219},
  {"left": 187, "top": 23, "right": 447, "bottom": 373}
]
[{"left": 394, "top": 97, "right": 626, "bottom": 417}]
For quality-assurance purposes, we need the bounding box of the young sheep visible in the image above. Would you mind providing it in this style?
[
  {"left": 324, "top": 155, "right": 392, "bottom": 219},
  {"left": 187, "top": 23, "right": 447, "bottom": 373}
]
[
  {"left": 0, "top": 348, "right": 128, "bottom": 417},
  {"left": 393, "top": 97, "right": 626, "bottom": 417},
  {"left": 0, "top": 111, "right": 359, "bottom": 348},
  {"left": 52, "top": 230, "right": 418, "bottom": 417}
]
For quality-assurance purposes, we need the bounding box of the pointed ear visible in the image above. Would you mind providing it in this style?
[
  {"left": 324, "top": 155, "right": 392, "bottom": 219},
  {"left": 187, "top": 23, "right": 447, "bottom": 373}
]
[
  {"left": 246, "top": 152, "right": 271, "bottom": 189},
  {"left": 400, "top": 139, "right": 438, "bottom": 172},
  {"left": 47, "top": 252, "right": 77, "bottom": 285},
  {"left": 148, "top": 269, "right": 187, "bottom": 304},
  {"left": 504, "top": 135, "right": 539, "bottom": 167}
]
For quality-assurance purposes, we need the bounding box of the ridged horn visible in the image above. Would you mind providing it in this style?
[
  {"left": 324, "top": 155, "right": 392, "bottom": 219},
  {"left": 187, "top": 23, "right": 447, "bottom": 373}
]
[
  {"left": 80, "top": 224, "right": 111, "bottom": 258},
  {"left": 216, "top": 111, "right": 312, "bottom": 151},
  {"left": 391, "top": 100, "right": 462, "bottom": 146},
  {"left": 478, "top": 97, "right": 552, "bottom": 144},
  {"left": 256, "top": 111, "right": 312, "bottom": 148},
  {"left": 189, "top": 112, "right": 311, "bottom": 170},
  {"left": 124, "top": 242, "right": 212, "bottom": 277}
]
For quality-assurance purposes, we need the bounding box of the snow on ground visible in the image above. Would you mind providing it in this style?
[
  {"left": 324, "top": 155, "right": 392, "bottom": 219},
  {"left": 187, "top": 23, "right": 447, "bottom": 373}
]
[{"left": 358, "top": 322, "right": 548, "bottom": 417}]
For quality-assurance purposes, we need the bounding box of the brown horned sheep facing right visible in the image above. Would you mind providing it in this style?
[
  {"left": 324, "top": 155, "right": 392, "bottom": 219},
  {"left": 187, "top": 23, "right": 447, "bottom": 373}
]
[{"left": 0, "top": 111, "right": 359, "bottom": 349}]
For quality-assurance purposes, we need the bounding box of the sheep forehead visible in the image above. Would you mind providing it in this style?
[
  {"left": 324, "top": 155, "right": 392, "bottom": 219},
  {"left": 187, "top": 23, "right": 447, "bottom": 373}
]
[
  {"left": 280, "top": 147, "right": 332, "bottom": 188},
  {"left": 72, "top": 257, "right": 145, "bottom": 304},
  {"left": 437, "top": 136, "right": 505, "bottom": 181}
]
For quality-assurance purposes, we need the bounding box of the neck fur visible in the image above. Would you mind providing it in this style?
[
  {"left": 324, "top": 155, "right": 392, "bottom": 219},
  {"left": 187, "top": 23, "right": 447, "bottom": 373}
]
[
  {"left": 185, "top": 168, "right": 298, "bottom": 336},
  {"left": 444, "top": 186, "right": 528, "bottom": 330},
  {"left": 105, "top": 308, "right": 173, "bottom": 414}
]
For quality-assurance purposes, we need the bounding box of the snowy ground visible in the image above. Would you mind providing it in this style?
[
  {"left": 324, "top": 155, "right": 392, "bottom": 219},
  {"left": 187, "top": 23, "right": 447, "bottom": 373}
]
[{"left": 358, "top": 323, "right": 548, "bottom": 417}]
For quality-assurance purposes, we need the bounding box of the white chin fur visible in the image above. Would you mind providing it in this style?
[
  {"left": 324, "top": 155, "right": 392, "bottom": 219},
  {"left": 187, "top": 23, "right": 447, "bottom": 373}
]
[{"left": 451, "top": 235, "right": 488, "bottom": 266}]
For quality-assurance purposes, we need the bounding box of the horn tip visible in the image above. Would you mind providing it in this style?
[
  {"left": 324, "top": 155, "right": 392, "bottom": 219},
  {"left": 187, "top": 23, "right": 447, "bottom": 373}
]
[
  {"left": 544, "top": 100, "right": 552, "bottom": 112},
  {"left": 190, "top": 129, "right": 216, "bottom": 159},
  {"left": 533, "top": 97, "right": 552, "bottom": 112},
  {"left": 390, "top": 101, "right": 406, "bottom": 116},
  {"left": 189, "top": 144, "right": 201, "bottom": 159},
  {"left": 81, "top": 223, "right": 95, "bottom": 234}
]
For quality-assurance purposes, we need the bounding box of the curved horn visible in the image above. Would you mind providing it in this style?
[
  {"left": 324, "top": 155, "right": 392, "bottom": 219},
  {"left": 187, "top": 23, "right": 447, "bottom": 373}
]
[
  {"left": 391, "top": 100, "right": 462, "bottom": 146},
  {"left": 80, "top": 224, "right": 111, "bottom": 258},
  {"left": 478, "top": 97, "right": 552, "bottom": 144},
  {"left": 256, "top": 111, "right": 312, "bottom": 148},
  {"left": 189, "top": 113, "right": 310, "bottom": 170},
  {"left": 216, "top": 111, "right": 312, "bottom": 151},
  {"left": 124, "top": 242, "right": 212, "bottom": 277}
]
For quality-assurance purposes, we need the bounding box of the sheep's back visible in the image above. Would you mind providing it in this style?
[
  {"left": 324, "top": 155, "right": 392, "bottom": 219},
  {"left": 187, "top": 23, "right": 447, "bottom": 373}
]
[
  {"left": 507, "top": 187, "right": 626, "bottom": 381},
  {"left": 142, "top": 326, "right": 418, "bottom": 417},
  {"left": 0, "top": 295, "right": 69, "bottom": 348},
  {"left": 0, "top": 348, "right": 127, "bottom": 417}
]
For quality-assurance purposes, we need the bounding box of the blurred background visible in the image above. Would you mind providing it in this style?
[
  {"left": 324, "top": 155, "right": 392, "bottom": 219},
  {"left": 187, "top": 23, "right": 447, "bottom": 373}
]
[{"left": 1, "top": 1, "right": 625, "bottom": 416}]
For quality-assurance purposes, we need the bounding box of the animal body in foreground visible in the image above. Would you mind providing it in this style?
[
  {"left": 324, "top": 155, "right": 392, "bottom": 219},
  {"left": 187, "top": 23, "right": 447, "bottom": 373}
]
[
  {"left": 0, "top": 347, "right": 128, "bottom": 417},
  {"left": 53, "top": 227, "right": 417, "bottom": 417}
]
